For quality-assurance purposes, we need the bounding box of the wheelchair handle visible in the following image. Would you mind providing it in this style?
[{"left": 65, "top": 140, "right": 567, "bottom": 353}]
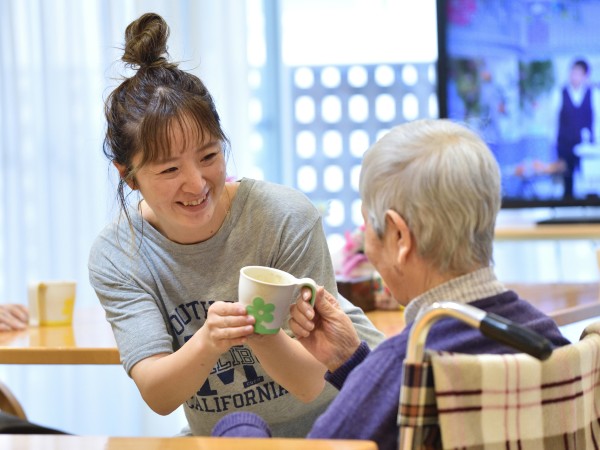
[
  {"left": 480, "top": 312, "right": 553, "bottom": 360},
  {"left": 406, "top": 301, "right": 554, "bottom": 363}
]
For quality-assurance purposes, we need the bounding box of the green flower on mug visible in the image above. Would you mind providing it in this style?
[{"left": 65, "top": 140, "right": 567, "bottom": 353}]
[{"left": 247, "top": 297, "right": 275, "bottom": 331}]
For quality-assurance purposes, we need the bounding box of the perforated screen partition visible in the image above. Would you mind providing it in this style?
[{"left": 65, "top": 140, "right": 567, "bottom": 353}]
[{"left": 288, "top": 62, "right": 438, "bottom": 245}]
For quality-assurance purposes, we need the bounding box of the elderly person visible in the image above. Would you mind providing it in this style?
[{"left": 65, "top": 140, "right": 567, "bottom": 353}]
[{"left": 211, "top": 119, "right": 570, "bottom": 450}]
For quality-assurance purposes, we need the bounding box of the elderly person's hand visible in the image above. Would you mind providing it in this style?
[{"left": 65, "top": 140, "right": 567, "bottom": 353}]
[
  {"left": 0, "top": 304, "right": 29, "bottom": 331},
  {"left": 289, "top": 287, "right": 361, "bottom": 372}
]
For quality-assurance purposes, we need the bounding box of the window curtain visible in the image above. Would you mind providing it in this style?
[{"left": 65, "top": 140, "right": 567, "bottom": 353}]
[{"left": 0, "top": 0, "right": 250, "bottom": 436}]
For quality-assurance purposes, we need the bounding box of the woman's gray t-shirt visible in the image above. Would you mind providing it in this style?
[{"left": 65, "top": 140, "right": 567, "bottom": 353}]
[{"left": 88, "top": 178, "right": 384, "bottom": 437}]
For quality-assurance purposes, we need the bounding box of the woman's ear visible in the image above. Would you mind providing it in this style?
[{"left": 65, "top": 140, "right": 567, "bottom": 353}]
[
  {"left": 384, "top": 210, "right": 412, "bottom": 267},
  {"left": 113, "top": 161, "right": 136, "bottom": 190}
]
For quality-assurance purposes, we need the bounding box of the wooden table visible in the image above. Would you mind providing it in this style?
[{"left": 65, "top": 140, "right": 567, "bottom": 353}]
[
  {"left": 0, "top": 435, "right": 377, "bottom": 450},
  {"left": 493, "top": 223, "right": 600, "bottom": 325},
  {"left": 365, "top": 308, "right": 405, "bottom": 337},
  {"left": 506, "top": 282, "right": 600, "bottom": 326},
  {"left": 3, "top": 281, "right": 598, "bottom": 364},
  {"left": 364, "top": 282, "right": 600, "bottom": 337},
  {"left": 0, "top": 307, "right": 119, "bottom": 364},
  {"left": 495, "top": 224, "right": 600, "bottom": 241}
]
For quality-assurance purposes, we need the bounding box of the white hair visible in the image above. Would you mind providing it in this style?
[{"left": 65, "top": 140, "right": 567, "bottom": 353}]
[{"left": 359, "top": 119, "right": 501, "bottom": 274}]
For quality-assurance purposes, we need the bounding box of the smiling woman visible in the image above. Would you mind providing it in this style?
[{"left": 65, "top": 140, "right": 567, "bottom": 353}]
[
  {"left": 115, "top": 120, "right": 230, "bottom": 244},
  {"left": 87, "top": 12, "right": 384, "bottom": 437}
]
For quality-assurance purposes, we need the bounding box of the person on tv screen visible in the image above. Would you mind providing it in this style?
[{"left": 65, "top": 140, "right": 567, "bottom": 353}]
[{"left": 556, "top": 59, "right": 595, "bottom": 199}]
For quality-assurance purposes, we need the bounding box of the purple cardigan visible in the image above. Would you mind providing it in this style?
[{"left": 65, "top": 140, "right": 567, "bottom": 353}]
[{"left": 212, "top": 291, "right": 571, "bottom": 450}]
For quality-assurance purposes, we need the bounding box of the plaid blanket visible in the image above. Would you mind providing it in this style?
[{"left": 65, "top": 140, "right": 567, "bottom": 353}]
[
  {"left": 398, "top": 322, "right": 600, "bottom": 450},
  {"left": 398, "top": 360, "right": 442, "bottom": 449}
]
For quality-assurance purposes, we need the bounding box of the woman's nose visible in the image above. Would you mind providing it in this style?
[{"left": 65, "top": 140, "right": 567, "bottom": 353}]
[{"left": 181, "top": 166, "right": 206, "bottom": 192}]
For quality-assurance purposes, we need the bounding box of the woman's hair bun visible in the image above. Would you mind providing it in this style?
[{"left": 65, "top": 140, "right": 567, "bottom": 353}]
[{"left": 122, "top": 12, "right": 175, "bottom": 69}]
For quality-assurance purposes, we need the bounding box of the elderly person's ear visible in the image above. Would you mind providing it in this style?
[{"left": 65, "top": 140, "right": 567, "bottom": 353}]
[{"left": 385, "top": 210, "right": 412, "bottom": 265}]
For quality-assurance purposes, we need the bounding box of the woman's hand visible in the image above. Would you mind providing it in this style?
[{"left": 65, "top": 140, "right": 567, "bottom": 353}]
[
  {"left": 131, "top": 301, "right": 255, "bottom": 416},
  {"left": 0, "top": 304, "right": 29, "bottom": 331},
  {"left": 289, "top": 287, "right": 361, "bottom": 372},
  {"left": 197, "top": 301, "right": 255, "bottom": 355}
]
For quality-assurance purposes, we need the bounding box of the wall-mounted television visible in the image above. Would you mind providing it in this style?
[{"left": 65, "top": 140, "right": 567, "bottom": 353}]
[{"left": 437, "top": 0, "right": 600, "bottom": 222}]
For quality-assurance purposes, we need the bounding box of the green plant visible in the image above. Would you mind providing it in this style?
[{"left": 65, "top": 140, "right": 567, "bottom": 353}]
[{"left": 519, "top": 60, "right": 555, "bottom": 110}]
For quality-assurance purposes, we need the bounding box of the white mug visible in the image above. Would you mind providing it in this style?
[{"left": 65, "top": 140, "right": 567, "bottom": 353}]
[
  {"left": 28, "top": 281, "right": 77, "bottom": 326},
  {"left": 239, "top": 266, "right": 317, "bottom": 334}
]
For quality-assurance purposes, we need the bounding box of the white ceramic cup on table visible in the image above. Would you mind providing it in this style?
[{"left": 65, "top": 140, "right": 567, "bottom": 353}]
[{"left": 239, "top": 266, "right": 317, "bottom": 334}]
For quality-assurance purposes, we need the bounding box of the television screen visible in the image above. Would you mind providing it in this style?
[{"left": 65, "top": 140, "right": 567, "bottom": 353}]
[{"left": 437, "top": 0, "right": 600, "bottom": 212}]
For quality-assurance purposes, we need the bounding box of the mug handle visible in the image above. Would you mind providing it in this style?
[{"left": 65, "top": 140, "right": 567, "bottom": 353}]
[{"left": 296, "top": 278, "right": 317, "bottom": 306}]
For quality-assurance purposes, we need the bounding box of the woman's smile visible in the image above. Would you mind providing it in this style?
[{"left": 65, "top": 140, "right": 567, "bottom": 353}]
[{"left": 179, "top": 190, "right": 209, "bottom": 208}]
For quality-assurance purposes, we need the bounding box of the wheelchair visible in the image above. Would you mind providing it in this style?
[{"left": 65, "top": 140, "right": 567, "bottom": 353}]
[{"left": 398, "top": 301, "right": 600, "bottom": 449}]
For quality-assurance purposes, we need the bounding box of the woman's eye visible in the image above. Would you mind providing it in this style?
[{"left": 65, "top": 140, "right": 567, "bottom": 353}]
[
  {"left": 202, "top": 153, "right": 218, "bottom": 162},
  {"left": 160, "top": 167, "right": 178, "bottom": 174}
]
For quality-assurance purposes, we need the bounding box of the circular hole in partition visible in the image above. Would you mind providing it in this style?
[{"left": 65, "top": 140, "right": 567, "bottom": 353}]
[
  {"left": 348, "top": 65, "right": 368, "bottom": 88},
  {"left": 321, "top": 66, "right": 342, "bottom": 88},
  {"left": 325, "top": 199, "right": 345, "bottom": 227},
  {"left": 429, "top": 93, "right": 439, "bottom": 118},
  {"left": 294, "top": 67, "right": 315, "bottom": 89},
  {"left": 296, "top": 131, "right": 317, "bottom": 158},
  {"left": 352, "top": 199, "right": 364, "bottom": 226},
  {"left": 323, "top": 165, "right": 344, "bottom": 192},
  {"left": 295, "top": 96, "right": 315, "bottom": 124},
  {"left": 297, "top": 165, "right": 317, "bottom": 192},
  {"left": 402, "top": 93, "right": 419, "bottom": 121},
  {"left": 350, "top": 165, "right": 361, "bottom": 192},
  {"left": 348, "top": 95, "right": 369, "bottom": 122},
  {"left": 322, "top": 95, "right": 342, "bottom": 123},
  {"left": 349, "top": 129, "right": 370, "bottom": 158},
  {"left": 375, "top": 94, "right": 396, "bottom": 122},
  {"left": 323, "top": 130, "right": 343, "bottom": 158},
  {"left": 401, "top": 64, "right": 419, "bottom": 86},
  {"left": 375, "top": 65, "right": 395, "bottom": 87},
  {"left": 428, "top": 64, "right": 436, "bottom": 85}
]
